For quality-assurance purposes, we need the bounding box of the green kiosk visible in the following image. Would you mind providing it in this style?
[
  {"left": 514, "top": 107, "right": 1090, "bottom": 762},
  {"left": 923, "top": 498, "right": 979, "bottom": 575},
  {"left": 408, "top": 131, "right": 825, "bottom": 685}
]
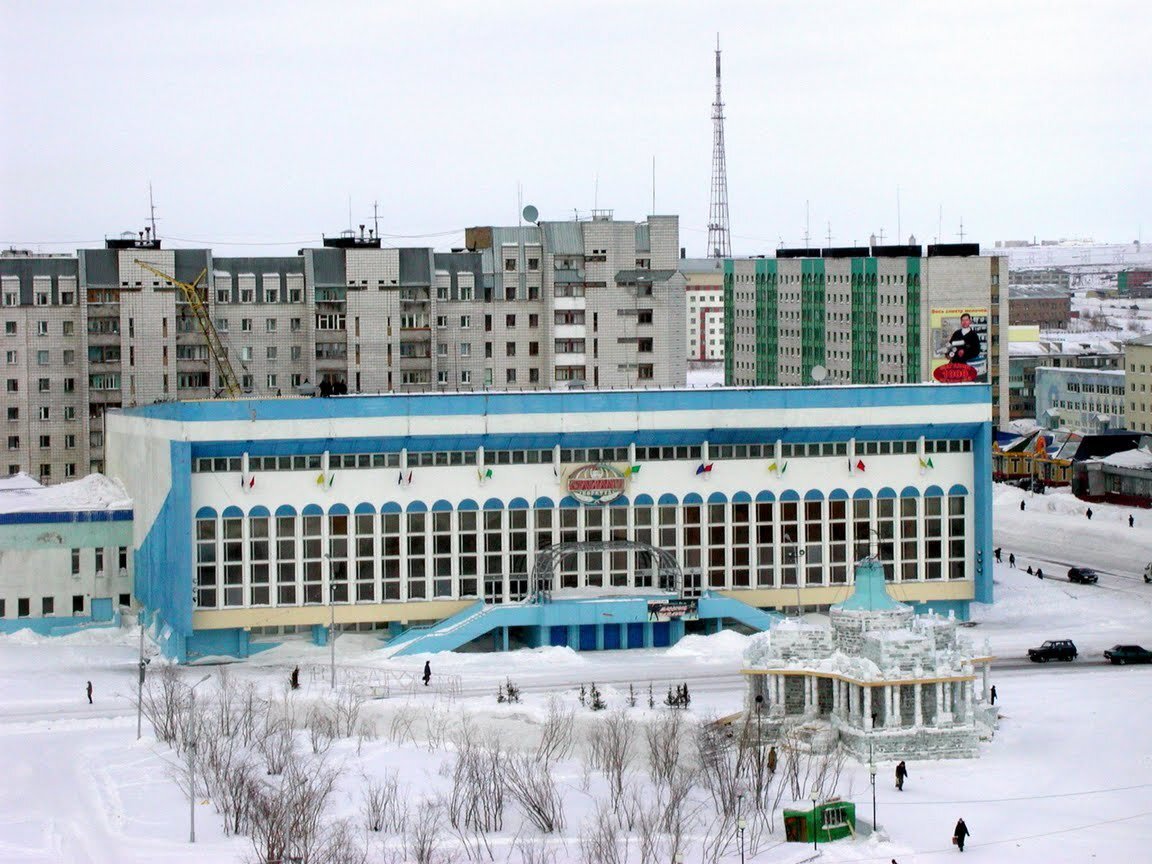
[{"left": 783, "top": 798, "right": 856, "bottom": 845}]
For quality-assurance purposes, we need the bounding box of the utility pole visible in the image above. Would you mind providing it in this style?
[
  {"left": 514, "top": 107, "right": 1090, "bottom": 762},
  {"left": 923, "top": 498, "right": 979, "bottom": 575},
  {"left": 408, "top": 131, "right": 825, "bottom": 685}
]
[
  {"left": 188, "top": 674, "right": 210, "bottom": 843},
  {"left": 136, "top": 619, "right": 146, "bottom": 740}
]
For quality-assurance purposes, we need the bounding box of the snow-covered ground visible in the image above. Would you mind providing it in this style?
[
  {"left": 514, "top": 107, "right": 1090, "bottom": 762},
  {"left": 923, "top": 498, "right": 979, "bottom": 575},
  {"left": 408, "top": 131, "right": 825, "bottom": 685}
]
[{"left": 2, "top": 490, "right": 1151, "bottom": 863}]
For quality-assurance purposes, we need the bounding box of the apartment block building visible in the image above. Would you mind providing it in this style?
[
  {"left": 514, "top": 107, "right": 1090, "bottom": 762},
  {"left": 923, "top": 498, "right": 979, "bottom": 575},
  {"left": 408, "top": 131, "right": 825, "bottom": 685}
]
[
  {"left": 680, "top": 258, "right": 725, "bottom": 361},
  {"left": 2, "top": 212, "right": 686, "bottom": 482},
  {"left": 1124, "top": 335, "right": 1152, "bottom": 433},
  {"left": 1034, "top": 366, "right": 1126, "bottom": 434},
  {"left": 724, "top": 244, "right": 1010, "bottom": 426}
]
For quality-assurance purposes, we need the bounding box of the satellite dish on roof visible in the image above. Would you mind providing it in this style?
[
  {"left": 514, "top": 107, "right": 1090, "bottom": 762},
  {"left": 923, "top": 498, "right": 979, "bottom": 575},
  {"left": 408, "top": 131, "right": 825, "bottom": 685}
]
[
  {"left": 522, "top": 204, "right": 539, "bottom": 223},
  {"left": 810, "top": 365, "right": 828, "bottom": 384}
]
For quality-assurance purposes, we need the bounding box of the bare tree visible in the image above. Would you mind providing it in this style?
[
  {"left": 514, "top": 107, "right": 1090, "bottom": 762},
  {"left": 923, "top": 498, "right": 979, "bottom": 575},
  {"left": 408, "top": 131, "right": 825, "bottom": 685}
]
[
  {"left": 578, "top": 800, "right": 628, "bottom": 864},
  {"left": 501, "top": 750, "right": 565, "bottom": 834},
  {"left": 307, "top": 705, "right": 336, "bottom": 755},
  {"left": 405, "top": 797, "right": 444, "bottom": 864},
  {"left": 311, "top": 818, "right": 370, "bottom": 864},
  {"left": 445, "top": 721, "right": 505, "bottom": 837},
  {"left": 257, "top": 713, "right": 295, "bottom": 776},
  {"left": 644, "top": 709, "right": 684, "bottom": 788},
  {"left": 333, "top": 689, "right": 365, "bottom": 738},
  {"left": 512, "top": 833, "right": 558, "bottom": 864},
  {"left": 535, "top": 696, "right": 576, "bottom": 765},
  {"left": 390, "top": 705, "right": 419, "bottom": 746},
  {"left": 589, "top": 710, "right": 636, "bottom": 815},
  {"left": 361, "top": 771, "right": 409, "bottom": 835},
  {"left": 693, "top": 717, "right": 753, "bottom": 818},
  {"left": 139, "top": 663, "right": 185, "bottom": 744}
]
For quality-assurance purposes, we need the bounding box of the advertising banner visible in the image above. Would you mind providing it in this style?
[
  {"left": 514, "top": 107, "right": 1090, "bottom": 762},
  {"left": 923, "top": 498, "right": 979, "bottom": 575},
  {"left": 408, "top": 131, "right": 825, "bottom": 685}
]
[
  {"left": 562, "top": 463, "right": 630, "bottom": 504},
  {"left": 647, "top": 599, "right": 699, "bottom": 622},
  {"left": 930, "top": 307, "right": 988, "bottom": 383}
]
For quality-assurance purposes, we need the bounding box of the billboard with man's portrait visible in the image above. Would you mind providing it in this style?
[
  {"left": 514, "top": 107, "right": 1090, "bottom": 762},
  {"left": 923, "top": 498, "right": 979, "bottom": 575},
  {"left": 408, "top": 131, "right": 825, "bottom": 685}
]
[{"left": 930, "top": 307, "right": 988, "bottom": 384}]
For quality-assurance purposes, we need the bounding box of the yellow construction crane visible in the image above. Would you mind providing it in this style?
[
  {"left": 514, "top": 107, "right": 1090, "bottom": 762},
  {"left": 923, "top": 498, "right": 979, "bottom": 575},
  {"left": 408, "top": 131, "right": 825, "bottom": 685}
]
[{"left": 133, "top": 259, "right": 243, "bottom": 398}]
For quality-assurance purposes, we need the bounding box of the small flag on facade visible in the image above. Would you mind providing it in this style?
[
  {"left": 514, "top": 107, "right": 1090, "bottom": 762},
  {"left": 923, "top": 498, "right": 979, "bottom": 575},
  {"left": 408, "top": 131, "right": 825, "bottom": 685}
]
[
  {"left": 241, "top": 475, "right": 246, "bottom": 489},
  {"left": 696, "top": 463, "right": 713, "bottom": 475},
  {"left": 767, "top": 461, "right": 778, "bottom": 473},
  {"left": 919, "top": 457, "right": 934, "bottom": 470},
  {"left": 249, "top": 475, "right": 255, "bottom": 488},
  {"left": 316, "top": 472, "right": 325, "bottom": 486},
  {"left": 398, "top": 471, "right": 405, "bottom": 485},
  {"left": 478, "top": 467, "right": 493, "bottom": 481},
  {"left": 856, "top": 459, "right": 866, "bottom": 472},
  {"left": 629, "top": 465, "right": 641, "bottom": 475},
  {"left": 407, "top": 471, "right": 413, "bottom": 485},
  {"left": 780, "top": 461, "right": 788, "bottom": 475},
  {"left": 328, "top": 473, "right": 335, "bottom": 487}
]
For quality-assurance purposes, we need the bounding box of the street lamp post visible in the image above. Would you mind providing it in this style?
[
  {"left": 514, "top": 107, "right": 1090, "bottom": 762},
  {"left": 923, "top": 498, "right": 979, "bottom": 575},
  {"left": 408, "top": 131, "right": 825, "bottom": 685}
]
[
  {"left": 136, "top": 618, "right": 147, "bottom": 740},
  {"left": 869, "top": 757, "right": 878, "bottom": 831},
  {"left": 811, "top": 786, "right": 819, "bottom": 851},
  {"left": 736, "top": 816, "right": 746, "bottom": 864},
  {"left": 187, "top": 673, "right": 211, "bottom": 843}
]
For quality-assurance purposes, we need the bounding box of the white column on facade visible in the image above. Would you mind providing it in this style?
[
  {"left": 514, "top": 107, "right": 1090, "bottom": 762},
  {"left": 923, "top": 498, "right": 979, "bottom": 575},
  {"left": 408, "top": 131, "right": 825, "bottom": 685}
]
[
  {"left": 864, "top": 686, "right": 873, "bottom": 731},
  {"left": 832, "top": 679, "right": 841, "bottom": 718},
  {"left": 886, "top": 685, "right": 899, "bottom": 727},
  {"left": 914, "top": 682, "right": 923, "bottom": 727},
  {"left": 848, "top": 683, "right": 858, "bottom": 725},
  {"left": 981, "top": 663, "right": 990, "bottom": 702}
]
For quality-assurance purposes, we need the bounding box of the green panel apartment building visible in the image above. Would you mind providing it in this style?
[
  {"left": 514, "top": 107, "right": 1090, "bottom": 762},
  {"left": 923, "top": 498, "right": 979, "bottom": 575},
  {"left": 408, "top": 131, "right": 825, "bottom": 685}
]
[{"left": 724, "top": 244, "right": 1009, "bottom": 426}]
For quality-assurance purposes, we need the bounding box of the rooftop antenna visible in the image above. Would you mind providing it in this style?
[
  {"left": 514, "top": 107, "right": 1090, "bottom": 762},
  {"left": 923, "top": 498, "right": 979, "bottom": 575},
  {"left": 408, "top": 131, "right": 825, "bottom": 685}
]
[
  {"left": 594, "top": 172, "right": 599, "bottom": 212},
  {"left": 825, "top": 222, "right": 833, "bottom": 247},
  {"left": 651, "top": 155, "right": 656, "bottom": 215},
  {"left": 373, "top": 200, "right": 380, "bottom": 239},
  {"left": 896, "top": 186, "right": 901, "bottom": 245},
  {"left": 148, "top": 182, "right": 158, "bottom": 240},
  {"left": 706, "top": 33, "right": 732, "bottom": 258},
  {"left": 958, "top": 218, "right": 966, "bottom": 242},
  {"left": 348, "top": 195, "right": 353, "bottom": 232},
  {"left": 803, "top": 200, "right": 811, "bottom": 249},
  {"left": 938, "top": 205, "right": 943, "bottom": 245}
]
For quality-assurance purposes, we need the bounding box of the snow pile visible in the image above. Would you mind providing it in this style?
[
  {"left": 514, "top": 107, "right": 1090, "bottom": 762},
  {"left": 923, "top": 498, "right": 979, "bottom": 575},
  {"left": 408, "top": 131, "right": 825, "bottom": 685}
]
[
  {"left": 0, "top": 472, "right": 42, "bottom": 491},
  {"left": 0, "top": 473, "right": 132, "bottom": 515},
  {"left": 1097, "top": 448, "right": 1152, "bottom": 469}
]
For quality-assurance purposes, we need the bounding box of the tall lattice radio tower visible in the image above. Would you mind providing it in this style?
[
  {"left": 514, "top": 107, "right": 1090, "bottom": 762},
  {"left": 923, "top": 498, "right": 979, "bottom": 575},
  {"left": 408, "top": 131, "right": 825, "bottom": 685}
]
[{"left": 707, "top": 34, "right": 731, "bottom": 259}]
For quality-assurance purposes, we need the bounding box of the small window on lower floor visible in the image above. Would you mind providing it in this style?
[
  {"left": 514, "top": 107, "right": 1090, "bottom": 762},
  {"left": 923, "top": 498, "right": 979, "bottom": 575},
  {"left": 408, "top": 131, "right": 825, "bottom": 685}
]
[
  {"left": 18, "top": 597, "right": 29, "bottom": 617},
  {"left": 42, "top": 596, "right": 54, "bottom": 616},
  {"left": 119, "top": 593, "right": 131, "bottom": 607},
  {"left": 72, "top": 595, "right": 84, "bottom": 614}
]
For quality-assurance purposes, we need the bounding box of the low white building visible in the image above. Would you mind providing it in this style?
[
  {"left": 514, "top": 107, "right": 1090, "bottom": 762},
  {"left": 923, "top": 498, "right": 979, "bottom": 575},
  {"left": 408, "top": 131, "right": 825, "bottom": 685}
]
[
  {"left": 743, "top": 557, "right": 996, "bottom": 761},
  {"left": 0, "top": 472, "right": 133, "bottom": 634}
]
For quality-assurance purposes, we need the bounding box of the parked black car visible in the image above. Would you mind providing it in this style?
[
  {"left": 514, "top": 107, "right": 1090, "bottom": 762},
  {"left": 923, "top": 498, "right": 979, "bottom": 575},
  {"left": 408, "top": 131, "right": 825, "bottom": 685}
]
[
  {"left": 1028, "top": 639, "right": 1078, "bottom": 662},
  {"left": 1104, "top": 645, "right": 1152, "bottom": 665},
  {"left": 1068, "top": 567, "right": 1099, "bottom": 584}
]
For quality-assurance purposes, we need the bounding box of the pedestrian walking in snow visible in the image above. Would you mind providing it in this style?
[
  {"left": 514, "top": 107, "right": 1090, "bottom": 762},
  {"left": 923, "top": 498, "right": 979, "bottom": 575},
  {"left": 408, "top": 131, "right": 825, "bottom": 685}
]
[
  {"left": 895, "top": 760, "right": 908, "bottom": 791},
  {"left": 953, "top": 817, "right": 970, "bottom": 852},
  {"left": 1008, "top": 553, "right": 1016, "bottom": 568},
  {"left": 422, "top": 660, "right": 431, "bottom": 687},
  {"left": 86, "top": 681, "right": 92, "bottom": 704},
  {"left": 994, "top": 547, "right": 1002, "bottom": 563},
  {"left": 1129, "top": 515, "right": 1135, "bottom": 528},
  {"left": 1086, "top": 508, "right": 1093, "bottom": 520},
  {"left": 990, "top": 685, "right": 997, "bottom": 705},
  {"left": 767, "top": 745, "right": 778, "bottom": 774},
  {"left": 1027, "top": 565, "right": 1033, "bottom": 576},
  {"left": 1020, "top": 500, "right": 1025, "bottom": 511},
  {"left": 290, "top": 666, "right": 300, "bottom": 690},
  {"left": 1037, "top": 568, "right": 1044, "bottom": 580}
]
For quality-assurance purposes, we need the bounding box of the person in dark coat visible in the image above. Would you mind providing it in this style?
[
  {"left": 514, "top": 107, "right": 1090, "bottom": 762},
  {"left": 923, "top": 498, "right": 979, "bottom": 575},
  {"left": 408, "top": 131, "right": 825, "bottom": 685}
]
[
  {"left": 1129, "top": 515, "right": 1135, "bottom": 528},
  {"left": 1036, "top": 568, "right": 1044, "bottom": 580},
  {"left": 895, "top": 760, "right": 908, "bottom": 791},
  {"left": 422, "top": 660, "right": 431, "bottom": 687},
  {"left": 1086, "top": 508, "right": 1093, "bottom": 520},
  {"left": 953, "top": 817, "right": 970, "bottom": 851},
  {"left": 290, "top": 666, "right": 300, "bottom": 690},
  {"left": 990, "top": 685, "right": 997, "bottom": 705},
  {"left": 767, "top": 745, "right": 777, "bottom": 774},
  {"left": 1008, "top": 553, "right": 1016, "bottom": 568},
  {"left": 86, "top": 681, "right": 93, "bottom": 704},
  {"left": 1019, "top": 500, "right": 1025, "bottom": 511},
  {"left": 994, "top": 547, "right": 1002, "bottom": 563},
  {"left": 1026, "top": 565, "right": 1033, "bottom": 576},
  {"left": 947, "top": 314, "right": 982, "bottom": 363}
]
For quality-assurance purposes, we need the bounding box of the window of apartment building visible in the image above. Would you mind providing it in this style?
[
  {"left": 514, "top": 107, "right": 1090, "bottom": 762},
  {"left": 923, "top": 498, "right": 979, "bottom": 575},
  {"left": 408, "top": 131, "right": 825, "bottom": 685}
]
[
  {"left": 39, "top": 463, "right": 50, "bottom": 479},
  {"left": 17, "top": 598, "right": 29, "bottom": 618},
  {"left": 38, "top": 407, "right": 49, "bottom": 421},
  {"left": 291, "top": 346, "right": 301, "bottom": 361},
  {"left": 4, "top": 350, "right": 14, "bottom": 365},
  {"left": 240, "top": 346, "right": 253, "bottom": 362},
  {"left": 216, "top": 288, "right": 231, "bottom": 303},
  {"left": 437, "top": 343, "right": 448, "bottom": 357},
  {"left": 42, "top": 597, "right": 54, "bottom": 616},
  {"left": 240, "top": 288, "right": 255, "bottom": 303},
  {"left": 461, "top": 370, "right": 472, "bottom": 384},
  {"left": 37, "top": 321, "right": 48, "bottom": 336},
  {"left": 506, "top": 342, "right": 516, "bottom": 357},
  {"left": 216, "top": 318, "right": 229, "bottom": 333},
  {"left": 72, "top": 595, "right": 84, "bottom": 614},
  {"left": 65, "top": 434, "right": 75, "bottom": 449},
  {"left": 62, "top": 349, "right": 74, "bottom": 365},
  {"left": 505, "top": 285, "right": 516, "bottom": 301},
  {"left": 37, "top": 350, "right": 49, "bottom": 366},
  {"left": 460, "top": 315, "right": 471, "bottom": 328},
  {"left": 35, "top": 291, "right": 48, "bottom": 306},
  {"left": 637, "top": 309, "right": 653, "bottom": 324},
  {"left": 266, "top": 318, "right": 277, "bottom": 332},
  {"left": 119, "top": 547, "right": 128, "bottom": 570},
  {"left": 290, "top": 288, "right": 303, "bottom": 303},
  {"left": 37, "top": 378, "right": 49, "bottom": 392},
  {"left": 528, "top": 341, "right": 539, "bottom": 356},
  {"left": 638, "top": 364, "right": 654, "bottom": 380},
  {"left": 484, "top": 369, "right": 493, "bottom": 386},
  {"left": 4, "top": 322, "right": 15, "bottom": 335},
  {"left": 7, "top": 436, "right": 18, "bottom": 449},
  {"left": 290, "top": 317, "right": 301, "bottom": 331},
  {"left": 63, "top": 378, "right": 74, "bottom": 393},
  {"left": 64, "top": 463, "right": 75, "bottom": 477},
  {"left": 6, "top": 407, "right": 16, "bottom": 421},
  {"left": 506, "top": 368, "right": 517, "bottom": 384},
  {"left": 485, "top": 342, "right": 493, "bottom": 359},
  {"left": 484, "top": 315, "right": 492, "bottom": 332},
  {"left": 436, "top": 286, "right": 449, "bottom": 301},
  {"left": 38, "top": 435, "right": 50, "bottom": 448},
  {"left": 529, "top": 368, "right": 540, "bottom": 383},
  {"left": 95, "top": 548, "right": 104, "bottom": 574},
  {"left": 528, "top": 314, "right": 539, "bottom": 328},
  {"left": 637, "top": 338, "right": 653, "bottom": 353},
  {"left": 504, "top": 258, "right": 517, "bottom": 271},
  {"left": 5, "top": 379, "right": 16, "bottom": 392},
  {"left": 460, "top": 343, "right": 471, "bottom": 357},
  {"left": 71, "top": 549, "right": 80, "bottom": 575},
  {"left": 2, "top": 291, "right": 17, "bottom": 306},
  {"left": 241, "top": 318, "right": 252, "bottom": 332},
  {"left": 241, "top": 374, "right": 254, "bottom": 390},
  {"left": 267, "top": 346, "right": 277, "bottom": 360},
  {"left": 528, "top": 258, "right": 539, "bottom": 271},
  {"left": 290, "top": 373, "right": 302, "bottom": 387},
  {"left": 460, "top": 285, "right": 474, "bottom": 301},
  {"left": 267, "top": 374, "right": 277, "bottom": 389},
  {"left": 264, "top": 287, "right": 279, "bottom": 303},
  {"left": 436, "top": 315, "right": 448, "bottom": 328},
  {"left": 437, "top": 370, "right": 448, "bottom": 384},
  {"left": 506, "top": 314, "right": 516, "bottom": 328}
]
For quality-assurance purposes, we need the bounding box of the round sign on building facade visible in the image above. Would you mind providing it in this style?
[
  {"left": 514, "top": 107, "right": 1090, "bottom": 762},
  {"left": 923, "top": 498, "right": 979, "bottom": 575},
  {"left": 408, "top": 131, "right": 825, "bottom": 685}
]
[{"left": 565, "top": 463, "right": 627, "bottom": 504}]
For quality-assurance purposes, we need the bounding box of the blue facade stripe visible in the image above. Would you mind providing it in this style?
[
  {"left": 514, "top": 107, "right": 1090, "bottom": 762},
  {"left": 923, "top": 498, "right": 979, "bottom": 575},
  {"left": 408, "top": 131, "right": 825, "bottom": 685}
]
[
  {"left": 194, "top": 506, "right": 216, "bottom": 519},
  {"left": 249, "top": 505, "right": 270, "bottom": 517},
  {"left": 329, "top": 503, "right": 349, "bottom": 515},
  {"left": 483, "top": 498, "right": 504, "bottom": 511},
  {"left": 275, "top": 504, "right": 297, "bottom": 516},
  {"left": 123, "top": 383, "right": 991, "bottom": 424},
  {"left": 924, "top": 485, "right": 944, "bottom": 497},
  {"left": 302, "top": 503, "right": 323, "bottom": 515},
  {"left": 634, "top": 494, "right": 654, "bottom": 505},
  {"left": 508, "top": 497, "right": 530, "bottom": 510},
  {"left": 406, "top": 501, "right": 427, "bottom": 513},
  {"left": 381, "top": 502, "right": 402, "bottom": 513},
  {"left": 706, "top": 492, "right": 727, "bottom": 503},
  {"left": 0, "top": 509, "right": 132, "bottom": 525},
  {"left": 828, "top": 489, "right": 849, "bottom": 500},
  {"left": 354, "top": 502, "right": 375, "bottom": 514},
  {"left": 431, "top": 500, "right": 453, "bottom": 512},
  {"left": 732, "top": 491, "right": 752, "bottom": 503},
  {"left": 899, "top": 486, "right": 919, "bottom": 498}
]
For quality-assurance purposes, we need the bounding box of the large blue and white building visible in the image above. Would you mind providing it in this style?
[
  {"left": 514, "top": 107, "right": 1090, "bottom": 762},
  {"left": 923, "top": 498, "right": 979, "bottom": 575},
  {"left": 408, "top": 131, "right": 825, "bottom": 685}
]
[{"left": 106, "top": 385, "right": 992, "bottom": 661}]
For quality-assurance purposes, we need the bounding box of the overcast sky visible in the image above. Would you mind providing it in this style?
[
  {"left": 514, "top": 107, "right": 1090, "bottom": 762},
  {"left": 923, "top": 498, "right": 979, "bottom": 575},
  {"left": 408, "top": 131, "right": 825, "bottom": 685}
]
[{"left": 3, "top": 1, "right": 1149, "bottom": 258}]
